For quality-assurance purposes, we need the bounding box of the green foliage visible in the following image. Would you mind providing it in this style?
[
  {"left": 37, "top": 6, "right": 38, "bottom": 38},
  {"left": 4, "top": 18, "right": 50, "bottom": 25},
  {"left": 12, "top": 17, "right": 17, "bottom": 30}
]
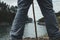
[{"left": 0, "top": 1, "right": 17, "bottom": 24}]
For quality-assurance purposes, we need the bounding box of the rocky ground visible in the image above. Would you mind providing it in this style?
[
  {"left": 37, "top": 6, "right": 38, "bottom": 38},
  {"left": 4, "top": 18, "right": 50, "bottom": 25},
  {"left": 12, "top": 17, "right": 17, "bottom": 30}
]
[{"left": 23, "top": 37, "right": 49, "bottom": 40}]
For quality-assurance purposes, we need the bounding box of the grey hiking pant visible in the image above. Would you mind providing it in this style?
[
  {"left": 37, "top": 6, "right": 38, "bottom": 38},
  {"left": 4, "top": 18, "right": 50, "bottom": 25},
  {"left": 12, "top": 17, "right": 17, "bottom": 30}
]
[{"left": 10, "top": 0, "right": 60, "bottom": 40}]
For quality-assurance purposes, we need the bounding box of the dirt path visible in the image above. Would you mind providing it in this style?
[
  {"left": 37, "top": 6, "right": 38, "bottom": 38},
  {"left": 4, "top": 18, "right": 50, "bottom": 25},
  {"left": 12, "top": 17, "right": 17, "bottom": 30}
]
[{"left": 23, "top": 37, "right": 49, "bottom": 40}]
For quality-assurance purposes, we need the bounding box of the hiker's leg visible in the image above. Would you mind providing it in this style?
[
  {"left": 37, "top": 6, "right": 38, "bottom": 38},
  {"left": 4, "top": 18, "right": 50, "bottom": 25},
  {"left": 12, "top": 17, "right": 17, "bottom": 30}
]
[
  {"left": 37, "top": 0, "right": 60, "bottom": 38},
  {"left": 10, "top": 0, "right": 33, "bottom": 40}
]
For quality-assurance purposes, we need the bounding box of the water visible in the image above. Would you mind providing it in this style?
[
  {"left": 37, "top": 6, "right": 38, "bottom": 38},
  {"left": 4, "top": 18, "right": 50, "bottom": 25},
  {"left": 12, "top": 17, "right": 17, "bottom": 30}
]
[
  {"left": 0, "top": 25, "right": 11, "bottom": 40},
  {"left": 0, "top": 22, "right": 47, "bottom": 40},
  {"left": 23, "top": 22, "right": 47, "bottom": 38}
]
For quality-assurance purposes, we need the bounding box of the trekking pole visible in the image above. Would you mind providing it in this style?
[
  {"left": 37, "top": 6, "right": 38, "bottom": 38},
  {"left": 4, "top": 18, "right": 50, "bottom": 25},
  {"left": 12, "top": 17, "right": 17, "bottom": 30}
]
[{"left": 32, "top": 1, "right": 38, "bottom": 40}]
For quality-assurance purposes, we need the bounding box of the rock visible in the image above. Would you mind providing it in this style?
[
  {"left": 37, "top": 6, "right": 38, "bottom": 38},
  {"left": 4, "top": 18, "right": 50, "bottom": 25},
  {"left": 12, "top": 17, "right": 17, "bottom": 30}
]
[
  {"left": 25, "top": 17, "right": 33, "bottom": 24},
  {"left": 38, "top": 22, "right": 45, "bottom": 25}
]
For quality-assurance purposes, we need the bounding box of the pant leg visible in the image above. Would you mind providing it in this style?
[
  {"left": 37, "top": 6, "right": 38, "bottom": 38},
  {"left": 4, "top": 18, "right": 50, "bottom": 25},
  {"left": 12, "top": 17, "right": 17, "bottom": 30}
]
[
  {"left": 10, "top": 0, "right": 33, "bottom": 40},
  {"left": 37, "top": 0, "right": 59, "bottom": 37}
]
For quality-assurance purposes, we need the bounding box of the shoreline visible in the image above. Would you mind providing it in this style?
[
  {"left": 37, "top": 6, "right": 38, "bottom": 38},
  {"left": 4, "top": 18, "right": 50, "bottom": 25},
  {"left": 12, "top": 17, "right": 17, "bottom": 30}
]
[{"left": 37, "top": 22, "right": 46, "bottom": 25}]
